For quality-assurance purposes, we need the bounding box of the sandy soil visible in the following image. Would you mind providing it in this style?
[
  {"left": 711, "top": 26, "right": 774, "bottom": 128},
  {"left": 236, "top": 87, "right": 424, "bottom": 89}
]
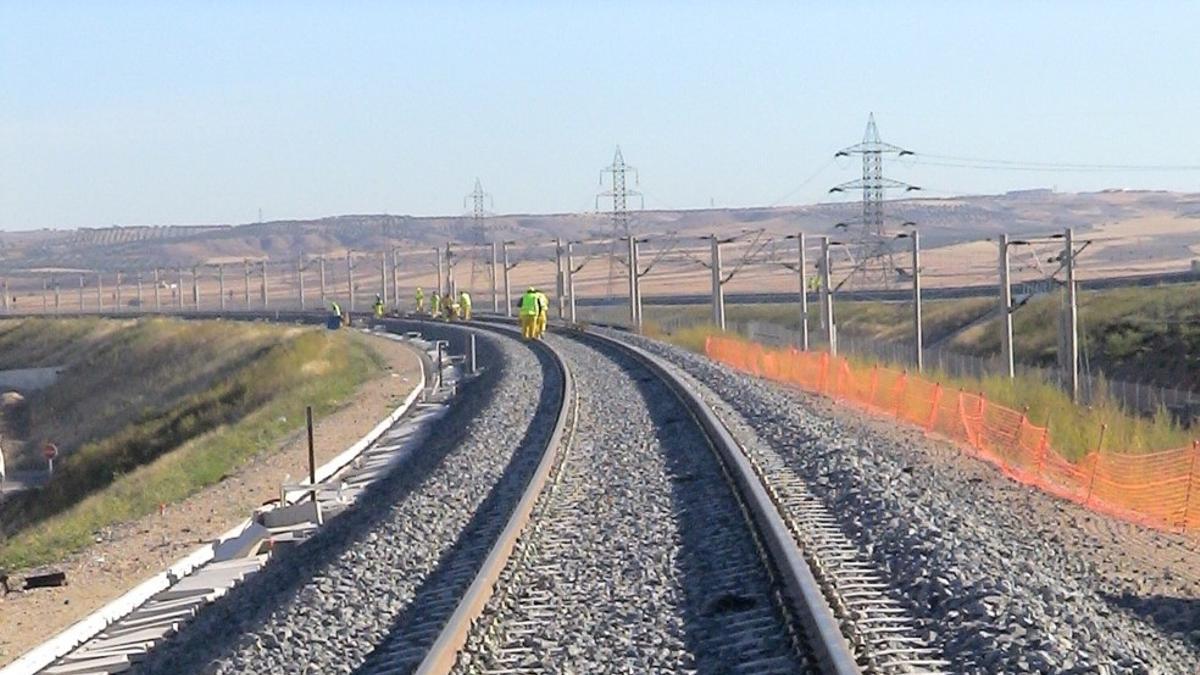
[{"left": 0, "top": 331, "right": 423, "bottom": 666}]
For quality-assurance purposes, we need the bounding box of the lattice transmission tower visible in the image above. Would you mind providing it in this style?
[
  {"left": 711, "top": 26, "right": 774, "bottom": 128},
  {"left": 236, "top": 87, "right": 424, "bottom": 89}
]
[
  {"left": 462, "top": 178, "right": 494, "bottom": 292},
  {"left": 464, "top": 177, "right": 493, "bottom": 244},
  {"left": 830, "top": 113, "right": 919, "bottom": 287},
  {"left": 597, "top": 146, "right": 644, "bottom": 297}
]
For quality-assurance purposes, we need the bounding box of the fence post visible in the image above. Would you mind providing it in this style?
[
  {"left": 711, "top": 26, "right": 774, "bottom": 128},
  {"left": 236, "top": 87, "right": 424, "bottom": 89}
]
[
  {"left": 1016, "top": 406, "right": 1030, "bottom": 443},
  {"left": 818, "top": 352, "right": 830, "bottom": 394},
  {"left": 925, "top": 383, "right": 943, "bottom": 431},
  {"left": 1182, "top": 440, "right": 1200, "bottom": 533},
  {"left": 974, "top": 391, "right": 987, "bottom": 451},
  {"left": 306, "top": 406, "right": 316, "bottom": 503},
  {"left": 956, "top": 389, "right": 976, "bottom": 449},
  {"left": 1084, "top": 424, "right": 1108, "bottom": 506},
  {"left": 893, "top": 371, "right": 908, "bottom": 418},
  {"left": 1034, "top": 417, "right": 1052, "bottom": 480}
]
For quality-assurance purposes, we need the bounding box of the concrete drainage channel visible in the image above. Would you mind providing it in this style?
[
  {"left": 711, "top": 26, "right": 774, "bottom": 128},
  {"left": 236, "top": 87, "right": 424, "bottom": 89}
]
[{"left": 3, "top": 325, "right": 466, "bottom": 675}]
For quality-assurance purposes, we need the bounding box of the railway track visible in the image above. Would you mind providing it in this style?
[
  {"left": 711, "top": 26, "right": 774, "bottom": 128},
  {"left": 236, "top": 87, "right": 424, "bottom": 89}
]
[
  {"left": 13, "top": 314, "right": 949, "bottom": 674},
  {"left": 393, "top": 322, "right": 952, "bottom": 674},
  {"left": 451, "top": 328, "right": 809, "bottom": 673},
  {"left": 357, "top": 324, "right": 826, "bottom": 674}
]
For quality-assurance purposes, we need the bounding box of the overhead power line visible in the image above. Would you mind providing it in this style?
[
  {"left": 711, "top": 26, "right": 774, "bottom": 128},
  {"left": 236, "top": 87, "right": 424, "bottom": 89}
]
[{"left": 913, "top": 153, "right": 1200, "bottom": 172}]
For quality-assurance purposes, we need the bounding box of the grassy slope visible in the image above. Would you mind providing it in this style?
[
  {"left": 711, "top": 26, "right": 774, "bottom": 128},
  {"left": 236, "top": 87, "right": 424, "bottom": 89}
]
[
  {"left": 0, "top": 318, "right": 293, "bottom": 468},
  {"left": 596, "top": 283, "right": 1200, "bottom": 391},
  {"left": 652, "top": 323, "right": 1194, "bottom": 461},
  {"left": 0, "top": 319, "right": 378, "bottom": 570},
  {"left": 590, "top": 298, "right": 993, "bottom": 345},
  {"left": 949, "top": 282, "right": 1200, "bottom": 388}
]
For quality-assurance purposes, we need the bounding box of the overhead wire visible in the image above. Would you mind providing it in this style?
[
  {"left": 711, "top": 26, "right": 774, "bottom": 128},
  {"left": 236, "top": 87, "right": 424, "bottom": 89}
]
[
  {"left": 911, "top": 153, "right": 1200, "bottom": 173},
  {"left": 768, "top": 158, "right": 837, "bottom": 207}
]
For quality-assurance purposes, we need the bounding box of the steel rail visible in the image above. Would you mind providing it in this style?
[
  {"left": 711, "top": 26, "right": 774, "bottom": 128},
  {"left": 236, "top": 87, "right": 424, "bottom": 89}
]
[
  {"left": 572, "top": 328, "right": 861, "bottom": 675},
  {"left": 443, "top": 317, "right": 860, "bottom": 675},
  {"left": 413, "top": 320, "right": 574, "bottom": 675}
]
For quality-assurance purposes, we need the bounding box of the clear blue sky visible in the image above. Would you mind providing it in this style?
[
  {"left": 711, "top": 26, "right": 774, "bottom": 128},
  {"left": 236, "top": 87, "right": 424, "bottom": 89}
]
[{"left": 2, "top": 1, "right": 1199, "bottom": 230}]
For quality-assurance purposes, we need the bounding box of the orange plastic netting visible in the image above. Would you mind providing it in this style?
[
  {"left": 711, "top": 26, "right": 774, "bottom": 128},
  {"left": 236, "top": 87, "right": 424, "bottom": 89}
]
[{"left": 705, "top": 335, "right": 1200, "bottom": 534}]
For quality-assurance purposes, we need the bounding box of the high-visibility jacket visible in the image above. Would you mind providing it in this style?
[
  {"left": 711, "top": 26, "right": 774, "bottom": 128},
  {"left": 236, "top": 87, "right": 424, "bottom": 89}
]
[
  {"left": 459, "top": 292, "right": 472, "bottom": 309},
  {"left": 519, "top": 291, "right": 540, "bottom": 316},
  {"left": 330, "top": 301, "right": 342, "bottom": 316},
  {"left": 415, "top": 289, "right": 424, "bottom": 300},
  {"left": 534, "top": 291, "right": 549, "bottom": 314}
]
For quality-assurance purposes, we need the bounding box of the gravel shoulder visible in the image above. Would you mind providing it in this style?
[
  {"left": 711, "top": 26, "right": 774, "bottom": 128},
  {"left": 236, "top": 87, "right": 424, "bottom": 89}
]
[
  {"left": 807, "top": 393, "right": 1200, "bottom": 643},
  {"left": 616, "top": 331, "right": 1200, "bottom": 674},
  {"left": 0, "top": 331, "right": 422, "bottom": 667}
]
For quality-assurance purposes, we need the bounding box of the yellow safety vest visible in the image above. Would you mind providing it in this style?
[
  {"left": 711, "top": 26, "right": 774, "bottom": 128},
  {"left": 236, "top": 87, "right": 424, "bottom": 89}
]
[{"left": 519, "top": 292, "right": 540, "bottom": 316}]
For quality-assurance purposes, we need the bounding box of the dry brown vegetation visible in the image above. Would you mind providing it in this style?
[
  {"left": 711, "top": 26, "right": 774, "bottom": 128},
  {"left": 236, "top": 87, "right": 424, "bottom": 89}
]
[
  {"left": 0, "top": 318, "right": 378, "bottom": 570},
  {"left": 0, "top": 318, "right": 295, "bottom": 469}
]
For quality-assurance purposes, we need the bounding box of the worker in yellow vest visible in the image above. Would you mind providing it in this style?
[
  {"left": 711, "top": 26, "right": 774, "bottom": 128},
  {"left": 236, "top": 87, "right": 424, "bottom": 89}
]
[
  {"left": 534, "top": 288, "right": 549, "bottom": 338},
  {"left": 459, "top": 291, "right": 472, "bottom": 321},
  {"left": 415, "top": 287, "right": 425, "bottom": 313},
  {"left": 519, "top": 287, "right": 540, "bottom": 339},
  {"left": 430, "top": 292, "right": 441, "bottom": 318}
]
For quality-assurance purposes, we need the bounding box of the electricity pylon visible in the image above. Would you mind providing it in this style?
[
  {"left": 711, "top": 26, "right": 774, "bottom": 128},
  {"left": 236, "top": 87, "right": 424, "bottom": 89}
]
[{"left": 830, "top": 113, "right": 919, "bottom": 287}]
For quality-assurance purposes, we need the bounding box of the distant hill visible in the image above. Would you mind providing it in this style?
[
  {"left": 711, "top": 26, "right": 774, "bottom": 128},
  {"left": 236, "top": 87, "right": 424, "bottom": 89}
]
[{"left": 2, "top": 189, "right": 1198, "bottom": 274}]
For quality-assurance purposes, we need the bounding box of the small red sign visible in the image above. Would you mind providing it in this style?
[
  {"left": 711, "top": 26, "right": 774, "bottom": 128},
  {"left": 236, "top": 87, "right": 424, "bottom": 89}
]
[{"left": 43, "top": 443, "right": 58, "bottom": 460}]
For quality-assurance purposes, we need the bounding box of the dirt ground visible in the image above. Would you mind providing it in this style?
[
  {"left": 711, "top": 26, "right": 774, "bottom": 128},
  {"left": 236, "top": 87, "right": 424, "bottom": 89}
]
[{"left": 0, "top": 331, "right": 423, "bottom": 666}]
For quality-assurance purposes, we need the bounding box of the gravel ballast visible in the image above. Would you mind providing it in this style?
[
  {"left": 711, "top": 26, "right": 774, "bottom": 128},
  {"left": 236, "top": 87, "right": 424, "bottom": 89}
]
[
  {"left": 136, "top": 328, "right": 559, "bottom": 675},
  {"left": 615, "top": 330, "right": 1200, "bottom": 674},
  {"left": 455, "top": 333, "right": 806, "bottom": 674}
]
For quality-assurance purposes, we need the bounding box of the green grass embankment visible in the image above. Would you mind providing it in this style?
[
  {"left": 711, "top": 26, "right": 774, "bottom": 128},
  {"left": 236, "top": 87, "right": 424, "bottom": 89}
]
[
  {"left": 591, "top": 298, "right": 993, "bottom": 346},
  {"left": 950, "top": 282, "right": 1200, "bottom": 389},
  {"left": 0, "top": 318, "right": 291, "bottom": 469},
  {"left": 845, "top": 355, "right": 1193, "bottom": 461},
  {"left": 0, "top": 319, "right": 379, "bottom": 570},
  {"left": 645, "top": 322, "right": 1195, "bottom": 462}
]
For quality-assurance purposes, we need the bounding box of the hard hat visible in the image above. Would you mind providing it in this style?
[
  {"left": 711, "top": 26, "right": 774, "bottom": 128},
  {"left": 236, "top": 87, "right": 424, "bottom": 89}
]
[{"left": 527, "top": 286, "right": 537, "bottom": 292}]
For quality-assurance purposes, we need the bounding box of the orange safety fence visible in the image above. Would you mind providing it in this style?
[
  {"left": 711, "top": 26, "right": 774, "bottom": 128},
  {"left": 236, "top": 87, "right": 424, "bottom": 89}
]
[{"left": 705, "top": 335, "right": 1200, "bottom": 535}]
